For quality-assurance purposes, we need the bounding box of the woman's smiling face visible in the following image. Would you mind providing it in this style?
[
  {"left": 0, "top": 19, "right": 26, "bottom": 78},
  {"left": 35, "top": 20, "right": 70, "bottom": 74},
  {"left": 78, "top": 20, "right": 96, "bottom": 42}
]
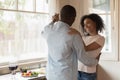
[{"left": 83, "top": 18, "right": 97, "bottom": 35}]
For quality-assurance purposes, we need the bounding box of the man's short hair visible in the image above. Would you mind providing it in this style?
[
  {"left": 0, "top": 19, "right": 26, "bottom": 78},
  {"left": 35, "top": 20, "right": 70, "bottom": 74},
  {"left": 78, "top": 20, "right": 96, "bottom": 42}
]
[{"left": 60, "top": 5, "right": 76, "bottom": 19}]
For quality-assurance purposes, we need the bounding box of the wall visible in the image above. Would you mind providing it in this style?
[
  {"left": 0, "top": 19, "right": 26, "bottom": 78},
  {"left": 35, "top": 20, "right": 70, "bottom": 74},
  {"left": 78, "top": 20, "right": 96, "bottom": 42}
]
[{"left": 97, "top": 61, "right": 120, "bottom": 80}]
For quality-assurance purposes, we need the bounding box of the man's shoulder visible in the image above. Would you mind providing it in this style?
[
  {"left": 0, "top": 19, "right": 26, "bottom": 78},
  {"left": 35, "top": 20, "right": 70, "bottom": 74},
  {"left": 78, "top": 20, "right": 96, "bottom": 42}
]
[{"left": 71, "top": 34, "right": 82, "bottom": 42}]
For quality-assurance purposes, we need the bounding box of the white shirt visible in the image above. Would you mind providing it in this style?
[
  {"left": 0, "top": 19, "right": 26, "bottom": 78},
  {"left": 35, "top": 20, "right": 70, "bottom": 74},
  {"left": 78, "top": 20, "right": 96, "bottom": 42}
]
[
  {"left": 42, "top": 21, "right": 98, "bottom": 80},
  {"left": 78, "top": 35, "right": 105, "bottom": 73}
]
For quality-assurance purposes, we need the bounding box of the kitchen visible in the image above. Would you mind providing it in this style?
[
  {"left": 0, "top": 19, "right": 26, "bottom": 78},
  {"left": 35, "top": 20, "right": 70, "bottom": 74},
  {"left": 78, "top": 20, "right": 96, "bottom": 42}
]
[{"left": 0, "top": 0, "right": 120, "bottom": 80}]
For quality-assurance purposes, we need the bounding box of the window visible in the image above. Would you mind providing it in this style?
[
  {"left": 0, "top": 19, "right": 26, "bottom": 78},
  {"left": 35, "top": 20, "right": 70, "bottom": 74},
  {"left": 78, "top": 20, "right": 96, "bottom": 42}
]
[
  {"left": 0, "top": 0, "right": 51, "bottom": 66},
  {"left": 89, "top": 0, "right": 111, "bottom": 52},
  {"left": 87, "top": 0, "right": 119, "bottom": 60}
]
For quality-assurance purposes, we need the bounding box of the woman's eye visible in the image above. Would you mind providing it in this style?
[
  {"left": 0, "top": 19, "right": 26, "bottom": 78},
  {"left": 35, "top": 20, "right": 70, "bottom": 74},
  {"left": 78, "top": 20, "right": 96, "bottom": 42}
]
[
  {"left": 87, "top": 24, "right": 91, "bottom": 26},
  {"left": 84, "top": 23, "right": 91, "bottom": 27}
]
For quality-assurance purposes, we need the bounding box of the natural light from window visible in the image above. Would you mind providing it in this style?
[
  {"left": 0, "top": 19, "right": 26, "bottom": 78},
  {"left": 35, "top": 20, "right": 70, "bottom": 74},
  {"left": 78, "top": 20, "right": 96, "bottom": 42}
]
[{"left": 0, "top": 0, "right": 49, "bottom": 64}]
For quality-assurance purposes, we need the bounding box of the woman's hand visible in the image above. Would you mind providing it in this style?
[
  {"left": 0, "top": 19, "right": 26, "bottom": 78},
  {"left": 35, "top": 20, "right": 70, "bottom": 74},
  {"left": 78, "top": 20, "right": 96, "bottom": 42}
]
[
  {"left": 96, "top": 53, "right": 101, "bottom": 61},
  {"left": 68, "top": 28, "right": 81, "bottom": 35}
]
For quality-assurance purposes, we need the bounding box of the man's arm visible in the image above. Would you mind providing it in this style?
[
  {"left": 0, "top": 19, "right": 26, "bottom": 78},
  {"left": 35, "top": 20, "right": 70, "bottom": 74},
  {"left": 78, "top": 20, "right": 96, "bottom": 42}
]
[
  {"left": 41, "top": 13, "right": 59, "bottom": 37},
  {"left": 73, "top": 34, "right": 98, "bottom": 66}
]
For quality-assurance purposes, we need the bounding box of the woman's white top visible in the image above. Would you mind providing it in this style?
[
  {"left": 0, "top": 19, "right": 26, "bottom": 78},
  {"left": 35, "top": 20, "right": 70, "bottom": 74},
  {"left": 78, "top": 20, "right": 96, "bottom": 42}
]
[{"left": 78, "top": 34, "right": 105, "bottom": 73}]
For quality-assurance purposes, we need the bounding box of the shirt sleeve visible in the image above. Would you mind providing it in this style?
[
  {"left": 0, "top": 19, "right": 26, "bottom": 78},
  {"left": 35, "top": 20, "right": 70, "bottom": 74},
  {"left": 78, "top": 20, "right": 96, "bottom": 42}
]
[
  {"left": 95, "top": 36, "right": 105, "bottom": 47},
  {"left": 41, "top": 22, "right": 54, "bottom": 38},
  {"left": 73, "top": 34, "right": 98, "bottom": 66}
]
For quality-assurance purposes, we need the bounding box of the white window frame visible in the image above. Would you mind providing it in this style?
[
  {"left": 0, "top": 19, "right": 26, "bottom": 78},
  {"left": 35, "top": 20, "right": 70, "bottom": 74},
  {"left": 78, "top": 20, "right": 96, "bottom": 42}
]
[
  {"left": 0, "top": 0, "right": 57, "bottom": 68},
  {"left": 100, "top": 0, "right": 119, "bottom": 61}
]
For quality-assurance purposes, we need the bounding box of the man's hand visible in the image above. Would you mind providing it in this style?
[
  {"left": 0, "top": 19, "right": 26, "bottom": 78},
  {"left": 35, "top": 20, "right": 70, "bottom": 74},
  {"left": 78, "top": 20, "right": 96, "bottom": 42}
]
[{"left": 52, "top": 13, "right": 59, "bottom": 22}]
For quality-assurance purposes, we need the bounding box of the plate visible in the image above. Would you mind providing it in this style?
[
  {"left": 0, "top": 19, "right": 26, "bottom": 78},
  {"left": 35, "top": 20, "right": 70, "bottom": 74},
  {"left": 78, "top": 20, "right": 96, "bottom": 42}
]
[{"left": 22, "top": 71, "right": 39, "bottom": 77}]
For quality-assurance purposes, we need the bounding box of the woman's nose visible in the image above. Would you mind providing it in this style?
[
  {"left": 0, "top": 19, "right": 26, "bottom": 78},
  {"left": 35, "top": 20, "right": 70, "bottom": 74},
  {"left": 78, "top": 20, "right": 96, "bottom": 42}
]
[{"left": 84, "top": 25, "right": 89, "bottom": 28}]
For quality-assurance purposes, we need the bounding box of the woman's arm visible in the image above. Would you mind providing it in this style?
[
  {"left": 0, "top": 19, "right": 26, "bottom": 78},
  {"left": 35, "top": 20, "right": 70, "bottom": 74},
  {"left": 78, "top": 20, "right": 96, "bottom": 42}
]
[{"left": 68, "top": 28, "right": 101, "bottom": 51}]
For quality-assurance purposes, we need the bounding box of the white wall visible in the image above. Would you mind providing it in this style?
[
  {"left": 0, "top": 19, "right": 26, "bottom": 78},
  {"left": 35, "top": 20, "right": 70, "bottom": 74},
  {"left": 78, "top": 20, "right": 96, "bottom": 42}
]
[{"left": 97, "top": 61, "right": 120, "bottom": 80}]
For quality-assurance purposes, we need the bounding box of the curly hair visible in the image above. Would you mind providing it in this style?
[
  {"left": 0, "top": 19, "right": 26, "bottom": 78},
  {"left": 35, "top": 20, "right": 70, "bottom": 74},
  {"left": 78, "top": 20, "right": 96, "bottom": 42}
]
[{"left": 80, "top": 13, "right": 105, "bottom": 34}]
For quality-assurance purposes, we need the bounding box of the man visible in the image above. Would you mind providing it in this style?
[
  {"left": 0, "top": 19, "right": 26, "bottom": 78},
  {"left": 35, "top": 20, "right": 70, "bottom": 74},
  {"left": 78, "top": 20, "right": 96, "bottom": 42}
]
[{"left": 42, "top": 5, "right": 98, "bottom": 80}]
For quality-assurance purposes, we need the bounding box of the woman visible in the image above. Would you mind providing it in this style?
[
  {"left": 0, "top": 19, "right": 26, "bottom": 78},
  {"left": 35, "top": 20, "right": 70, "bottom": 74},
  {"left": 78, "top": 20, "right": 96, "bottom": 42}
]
[{"left": 69, "top": 13, "right": 105, "bottom": 80}]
